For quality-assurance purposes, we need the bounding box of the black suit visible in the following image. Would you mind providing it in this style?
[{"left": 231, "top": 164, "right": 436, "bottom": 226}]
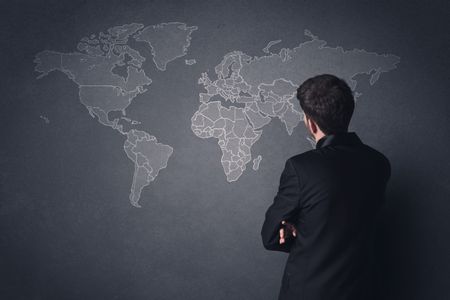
[{"left": 261, "top": 132, "right": 391, "bottom": 300}]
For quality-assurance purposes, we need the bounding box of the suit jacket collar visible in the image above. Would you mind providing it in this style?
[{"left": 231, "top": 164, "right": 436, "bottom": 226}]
[{"left": 315, "top": 132, "right": 362, "bottom": 149}]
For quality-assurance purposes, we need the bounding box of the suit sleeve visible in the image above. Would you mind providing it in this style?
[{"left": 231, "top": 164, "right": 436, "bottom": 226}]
[{"left": 261, "top": 158, "right": 301, "bottom": 252}]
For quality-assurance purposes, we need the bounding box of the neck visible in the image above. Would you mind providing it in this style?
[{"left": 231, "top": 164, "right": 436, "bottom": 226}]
[{"left": 314, "top": 131, "right": 326, "bottom": 142}]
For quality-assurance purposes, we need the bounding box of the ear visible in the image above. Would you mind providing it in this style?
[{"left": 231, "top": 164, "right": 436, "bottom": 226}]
[{"left": 308, "top": 117, "right": 318, "bottom": 134}]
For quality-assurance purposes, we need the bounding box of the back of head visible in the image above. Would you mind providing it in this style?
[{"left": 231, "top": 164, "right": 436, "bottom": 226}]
[{"left": 296, "top": 74, "right": 355, "bottom": 135}]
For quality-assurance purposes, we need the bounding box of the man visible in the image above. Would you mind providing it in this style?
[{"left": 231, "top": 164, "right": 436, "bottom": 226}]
[{"left": 261, "top": 74, "right": 391, "bottom": 300}]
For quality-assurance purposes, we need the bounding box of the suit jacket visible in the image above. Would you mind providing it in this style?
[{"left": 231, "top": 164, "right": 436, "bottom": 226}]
[{"left": 261, "top": 132, "right": 391, "bottom": 300}]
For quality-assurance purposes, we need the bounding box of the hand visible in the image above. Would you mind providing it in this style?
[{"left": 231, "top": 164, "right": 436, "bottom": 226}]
[{"left": 279, "top": 220, "right": 297, "bottom": 244}]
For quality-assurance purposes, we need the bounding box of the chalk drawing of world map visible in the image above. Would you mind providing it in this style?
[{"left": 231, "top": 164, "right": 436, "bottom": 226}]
[{"left": 34, "top": 24, "right": 400, "bottom": 206}]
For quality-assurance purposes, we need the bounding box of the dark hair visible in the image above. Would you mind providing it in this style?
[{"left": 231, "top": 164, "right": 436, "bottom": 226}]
[{"left": 296, "top": 74, "right": 355, "bottom": 135}]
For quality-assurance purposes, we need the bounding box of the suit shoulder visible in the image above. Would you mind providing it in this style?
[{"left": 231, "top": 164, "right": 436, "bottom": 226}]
[
  {"left": 362, "top": 144, "right": 390, "bottom": 164},
  {"left": 361, "top": 143, "right": 391, "bottom": 177}
]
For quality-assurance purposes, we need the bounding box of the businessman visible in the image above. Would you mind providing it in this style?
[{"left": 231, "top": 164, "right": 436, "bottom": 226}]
[{"left": 261, "top": 74, "right": 391, "bottom": 300}]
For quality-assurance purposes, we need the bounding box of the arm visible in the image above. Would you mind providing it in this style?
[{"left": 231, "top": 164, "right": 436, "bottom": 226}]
[{"left": 261, "top": 158, "right": 301, "bottom": 253}]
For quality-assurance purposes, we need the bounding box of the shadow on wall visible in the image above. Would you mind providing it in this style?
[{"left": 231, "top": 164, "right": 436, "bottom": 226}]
[{"left": 374, "top": 175, "right": 422, "bottom": 300}]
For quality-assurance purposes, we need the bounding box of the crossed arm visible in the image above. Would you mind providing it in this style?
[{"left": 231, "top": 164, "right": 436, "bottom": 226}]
[{"left": 260, "top": 158, "right": 301, "bottom": 253}]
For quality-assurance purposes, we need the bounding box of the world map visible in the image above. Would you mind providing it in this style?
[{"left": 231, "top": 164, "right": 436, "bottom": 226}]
[{"left": 34, "top": 23, "right": 400, "bottom": 207}]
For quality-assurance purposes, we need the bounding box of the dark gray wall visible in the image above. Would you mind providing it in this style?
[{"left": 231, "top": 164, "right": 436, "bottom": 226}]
[{"left": 1, "top": 0, "right": 449, "bottom": 299}]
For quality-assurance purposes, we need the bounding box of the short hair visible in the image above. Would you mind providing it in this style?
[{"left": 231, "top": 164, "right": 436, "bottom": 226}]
[{"left": 296, "top": 74, "right": 355, "bottom": 135}]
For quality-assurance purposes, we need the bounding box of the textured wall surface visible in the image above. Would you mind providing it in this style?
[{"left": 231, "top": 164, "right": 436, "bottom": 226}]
[{"left": 0, "top": 0, "right": 448, "bottom": 299}]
